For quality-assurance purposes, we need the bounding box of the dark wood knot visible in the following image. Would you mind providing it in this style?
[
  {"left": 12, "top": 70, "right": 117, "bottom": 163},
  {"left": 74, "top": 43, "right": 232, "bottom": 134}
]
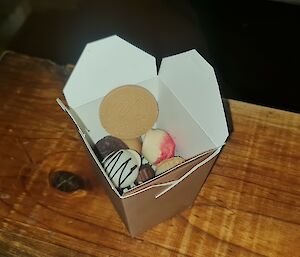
[{"left": 49, "top": 171, "right": 85, "bottom": 193}]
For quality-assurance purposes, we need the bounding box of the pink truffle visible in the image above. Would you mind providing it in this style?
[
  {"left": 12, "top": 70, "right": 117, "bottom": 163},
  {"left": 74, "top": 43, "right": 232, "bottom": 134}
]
[{"left": 142, "top": 129, "right": 175, "bottom": 165}]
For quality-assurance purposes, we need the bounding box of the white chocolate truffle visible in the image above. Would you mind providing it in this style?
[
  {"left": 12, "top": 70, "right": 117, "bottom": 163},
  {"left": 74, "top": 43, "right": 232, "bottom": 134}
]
[
  {"left": 102, "top": 149, "right": 141, "bottom": 189},
  {"left": 142, "top": 129, "right": 175, "bottom": 165}
]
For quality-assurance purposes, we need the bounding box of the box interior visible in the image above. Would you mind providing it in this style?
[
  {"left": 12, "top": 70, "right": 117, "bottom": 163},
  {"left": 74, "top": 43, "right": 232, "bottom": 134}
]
[{"left": 74, "top": 75, "right": 216, "bottom": 159}]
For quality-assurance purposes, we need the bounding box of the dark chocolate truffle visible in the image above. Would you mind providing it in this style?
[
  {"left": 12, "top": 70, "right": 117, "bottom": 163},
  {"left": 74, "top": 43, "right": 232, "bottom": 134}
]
[
  {"left": 94, "top": 136, "right": 128, "bottom": 160},
  {"left": 136, "top": 164, "right": 155, "bottom": 184}
]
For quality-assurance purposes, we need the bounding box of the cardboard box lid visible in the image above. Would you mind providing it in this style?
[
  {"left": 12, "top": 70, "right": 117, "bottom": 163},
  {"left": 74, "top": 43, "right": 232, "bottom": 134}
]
[
  {"left": 64, "top": 35, "right": 228, "bottom": 146},
  {"left": 63, "top": 35, "right": 157, "bottom": 108},
  {"left": 159, "top": 50, "right": 229, "bottom": 146}
]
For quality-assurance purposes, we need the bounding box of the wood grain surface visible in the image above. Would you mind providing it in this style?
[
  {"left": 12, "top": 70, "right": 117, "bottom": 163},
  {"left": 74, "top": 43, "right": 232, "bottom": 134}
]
[{"left": 0, "top": 52, "right": 299, "bottom": 257}]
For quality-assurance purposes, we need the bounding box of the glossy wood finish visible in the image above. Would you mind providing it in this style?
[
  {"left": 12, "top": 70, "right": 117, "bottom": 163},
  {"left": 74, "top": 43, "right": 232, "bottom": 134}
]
[{"left": 0, "top": 52, "right": 299, "bottom": 257}]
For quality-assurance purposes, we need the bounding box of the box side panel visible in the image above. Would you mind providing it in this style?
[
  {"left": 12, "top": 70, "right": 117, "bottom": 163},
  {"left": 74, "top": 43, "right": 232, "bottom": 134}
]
[
  {"left": 85, "top": 147, "right": 129, "bottom": 228},
  {"left": 123, "top": 155, "right": 218, "bottom": 236},
  {"left": 123, "top": 149, "right": 215, "bottom": 196},
  {"left": 79, "top": 126, "right": 131, "bottom": 230},
  {"left": 80, "top": 130, "right": 131, "bottom": 228},
  {"left": 57, "top": 100, "right": 129, "bottom": 228}
]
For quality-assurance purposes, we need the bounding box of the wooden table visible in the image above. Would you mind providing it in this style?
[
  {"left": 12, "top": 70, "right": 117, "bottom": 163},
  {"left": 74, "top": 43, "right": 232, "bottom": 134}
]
[{"left": 0, "top": 52, "right": 299, "bottom": 257}]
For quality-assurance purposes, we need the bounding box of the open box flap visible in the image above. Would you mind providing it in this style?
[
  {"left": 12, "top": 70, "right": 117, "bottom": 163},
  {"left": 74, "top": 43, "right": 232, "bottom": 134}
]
[
  {"left": 159, "top": 50, "right": 229, "bottom": 146},
  {"left": 63, "top": 35, "right": 157, "bottom": 108}
]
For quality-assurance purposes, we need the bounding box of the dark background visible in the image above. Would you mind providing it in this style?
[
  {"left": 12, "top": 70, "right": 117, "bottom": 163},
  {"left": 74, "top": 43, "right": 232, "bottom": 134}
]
[{"left": 1, "top": 0, "right": 299, "bottom": 112}]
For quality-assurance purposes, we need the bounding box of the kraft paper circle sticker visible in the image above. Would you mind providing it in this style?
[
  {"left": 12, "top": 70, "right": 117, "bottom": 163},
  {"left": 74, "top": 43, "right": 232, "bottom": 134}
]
[{"left": 99, "top": 85, "right": 158, "bottom": 139}]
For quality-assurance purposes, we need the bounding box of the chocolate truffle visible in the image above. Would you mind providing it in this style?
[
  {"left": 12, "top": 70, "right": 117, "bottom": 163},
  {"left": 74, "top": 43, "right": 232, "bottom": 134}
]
[
  {"left": 94, "top": 136, "right": 128, "bottom": 160},
  {"left": 102, "top": 149, "right": 141, "bottom": 190},
  {"left": 136, "top": 164, "right": 155, "bottom": 184},
  {"left": 121, "top": 137, "right": 142, "bottom": 154},
  {"left": 142, "top": 129, "right": 175, "bottom": 165}
]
